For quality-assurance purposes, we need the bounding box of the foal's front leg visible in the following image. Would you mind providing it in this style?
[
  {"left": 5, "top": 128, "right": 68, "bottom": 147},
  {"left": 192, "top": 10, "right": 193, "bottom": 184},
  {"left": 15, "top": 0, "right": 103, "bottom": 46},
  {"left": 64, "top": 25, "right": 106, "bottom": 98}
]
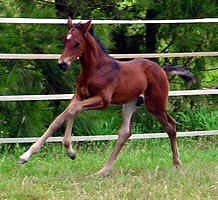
[
  {"left": 62, "top": 118, "right": 76, "bottom": 160},
  {"left": 18, "top": 95, "right": 104, "bottom": 164}
]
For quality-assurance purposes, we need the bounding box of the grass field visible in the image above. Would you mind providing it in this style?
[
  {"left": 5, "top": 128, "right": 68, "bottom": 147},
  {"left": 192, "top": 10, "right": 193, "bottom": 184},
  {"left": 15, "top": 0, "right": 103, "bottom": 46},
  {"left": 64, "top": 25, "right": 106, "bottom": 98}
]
[{"left": 0, "top": 137, "right": 217, "bottom": 200}]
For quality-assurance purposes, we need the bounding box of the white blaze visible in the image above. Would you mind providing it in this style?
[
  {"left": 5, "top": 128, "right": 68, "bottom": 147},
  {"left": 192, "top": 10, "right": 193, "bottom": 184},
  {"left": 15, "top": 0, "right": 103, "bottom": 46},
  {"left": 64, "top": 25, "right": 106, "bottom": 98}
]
[{"left": 67, "top": 34, "right": 72, "bottom": 39}]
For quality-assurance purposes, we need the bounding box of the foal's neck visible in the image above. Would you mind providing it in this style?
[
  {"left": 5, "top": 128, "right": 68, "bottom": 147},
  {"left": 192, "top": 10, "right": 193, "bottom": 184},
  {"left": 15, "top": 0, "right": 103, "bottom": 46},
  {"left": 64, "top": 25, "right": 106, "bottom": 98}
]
[{"left": 80, "top": 33, "right": 110, "bottom": 74}]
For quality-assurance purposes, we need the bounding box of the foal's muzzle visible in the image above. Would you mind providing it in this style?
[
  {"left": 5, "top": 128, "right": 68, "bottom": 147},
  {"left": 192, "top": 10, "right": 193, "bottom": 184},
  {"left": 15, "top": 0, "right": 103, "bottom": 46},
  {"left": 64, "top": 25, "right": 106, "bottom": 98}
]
[{"left": 58, "top": 62, "right": 69, "bottom": 72}]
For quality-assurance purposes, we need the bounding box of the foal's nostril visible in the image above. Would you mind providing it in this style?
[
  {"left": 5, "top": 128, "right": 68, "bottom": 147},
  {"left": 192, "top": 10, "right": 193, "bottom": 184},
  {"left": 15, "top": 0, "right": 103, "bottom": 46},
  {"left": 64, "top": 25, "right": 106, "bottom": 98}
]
[{"left": 58, "top": 62, "right": 68, "bottom": 72}]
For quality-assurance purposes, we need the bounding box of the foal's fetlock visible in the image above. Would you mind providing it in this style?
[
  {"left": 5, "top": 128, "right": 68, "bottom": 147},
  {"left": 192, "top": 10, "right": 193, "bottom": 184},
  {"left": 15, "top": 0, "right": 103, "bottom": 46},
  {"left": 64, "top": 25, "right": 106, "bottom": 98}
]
[
  {"left": 95, "top": 166, "right": 111, "bottom": 177},
  {"left": 66, "top": 148, "right": 76, "bottom": 160},
  {"left": 18, "top": 150, "right": 33, "bottom": 164},
  {"left": 62, "top": 141, "right": 76, "bottom": 160},
  {"left": 67, "top": 151, "right": 76, "bottom": 160},
  {"left": 173, "top": 158, "right": 181, "bottom": 168}
]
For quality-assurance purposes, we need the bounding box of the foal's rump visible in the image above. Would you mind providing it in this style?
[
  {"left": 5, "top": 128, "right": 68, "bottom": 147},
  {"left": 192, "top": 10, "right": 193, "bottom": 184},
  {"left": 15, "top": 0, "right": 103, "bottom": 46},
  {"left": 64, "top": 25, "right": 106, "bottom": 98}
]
[
  {"left": 141, "top": 59, "right": 195, "bottom": 113},
  {"left": 142, "top": 59, "right": 170, "bottom": 112}
]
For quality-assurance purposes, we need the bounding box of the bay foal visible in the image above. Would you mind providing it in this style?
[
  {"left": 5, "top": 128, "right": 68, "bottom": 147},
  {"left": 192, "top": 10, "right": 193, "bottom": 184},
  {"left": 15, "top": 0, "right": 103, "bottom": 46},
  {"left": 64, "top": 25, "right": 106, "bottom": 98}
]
[{"left": 19, "top": 19, "right": 193, "bottom": 176}]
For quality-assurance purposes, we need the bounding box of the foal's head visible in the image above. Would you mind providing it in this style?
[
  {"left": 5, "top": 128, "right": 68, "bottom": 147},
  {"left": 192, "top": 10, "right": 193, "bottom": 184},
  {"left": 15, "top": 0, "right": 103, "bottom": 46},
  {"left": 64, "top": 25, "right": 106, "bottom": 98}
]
[{"left": 58, "top": 18, "right": 92, "bottom": 71}]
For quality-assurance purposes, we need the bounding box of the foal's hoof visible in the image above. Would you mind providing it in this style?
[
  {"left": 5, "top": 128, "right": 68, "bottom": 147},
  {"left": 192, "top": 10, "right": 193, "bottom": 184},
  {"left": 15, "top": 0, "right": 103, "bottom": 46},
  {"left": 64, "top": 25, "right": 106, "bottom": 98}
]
[
  {"left": 18, "top": 157, "right": 27, "bottom": 165},
  {"left": 67, "top": 152, "right": 76, "bottom": 160}
]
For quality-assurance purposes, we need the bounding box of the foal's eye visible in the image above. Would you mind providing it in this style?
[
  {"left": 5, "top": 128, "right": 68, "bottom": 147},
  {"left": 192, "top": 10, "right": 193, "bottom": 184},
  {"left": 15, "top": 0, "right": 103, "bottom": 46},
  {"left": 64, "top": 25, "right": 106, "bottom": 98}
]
[{"left": 74, "top": 42, "right": 80, "bottom": 48}]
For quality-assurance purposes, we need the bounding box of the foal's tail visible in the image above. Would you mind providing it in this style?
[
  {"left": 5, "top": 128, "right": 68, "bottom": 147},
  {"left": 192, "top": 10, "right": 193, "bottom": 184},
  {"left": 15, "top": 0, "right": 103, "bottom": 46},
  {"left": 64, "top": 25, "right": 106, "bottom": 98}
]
[{"left": 163, "top": 66, "right": 196, "bottom": 84}]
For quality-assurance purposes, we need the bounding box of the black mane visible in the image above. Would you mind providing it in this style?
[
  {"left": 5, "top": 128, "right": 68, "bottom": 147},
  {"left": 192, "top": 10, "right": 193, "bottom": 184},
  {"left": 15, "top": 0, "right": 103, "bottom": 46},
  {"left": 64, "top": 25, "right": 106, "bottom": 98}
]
[
  {"left": 88, "top": 27, "right": 108, "bottom": 54},
  {"left": 75, "top": 23, "right": 110, "bottom": 58}
]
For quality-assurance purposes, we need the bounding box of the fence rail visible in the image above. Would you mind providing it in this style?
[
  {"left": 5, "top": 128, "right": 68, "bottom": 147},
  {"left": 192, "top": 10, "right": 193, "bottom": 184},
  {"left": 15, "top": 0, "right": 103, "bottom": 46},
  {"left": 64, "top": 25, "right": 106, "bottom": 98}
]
[
  {"left": 0, "top": 130, "right": 217, "bottom": 144},
  {"left": 0, "top": 89, "right": 217, "bottom": 101},
  {"left": 0, "top": 18, "right": 218, "bottom": 24},
  {"left": 1, "top": 52, "right": 218, "bottom": 60}
]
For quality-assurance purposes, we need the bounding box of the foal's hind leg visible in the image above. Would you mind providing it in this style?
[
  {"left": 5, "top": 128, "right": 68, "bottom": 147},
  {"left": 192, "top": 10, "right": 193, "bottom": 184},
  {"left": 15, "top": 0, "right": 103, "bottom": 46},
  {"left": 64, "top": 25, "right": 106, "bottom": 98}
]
[
  {"left": 145, "top": 96, "right": 181, "bottom": 167},
  {"left": 165, "top": 113, "right": 181, "bottom": 166},
  {"left": 96, "top": 99, "right": 137, "bottom": 176},
  {"left": 154, "top": 112, "right": 181, "bottom": 167}
]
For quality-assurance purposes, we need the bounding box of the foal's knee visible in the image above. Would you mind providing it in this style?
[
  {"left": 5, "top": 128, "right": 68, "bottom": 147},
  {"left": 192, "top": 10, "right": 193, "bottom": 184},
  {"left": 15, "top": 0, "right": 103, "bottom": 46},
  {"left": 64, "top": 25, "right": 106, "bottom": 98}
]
[{"left": 65, "top": 104, "right": 82, "bottom": 119}]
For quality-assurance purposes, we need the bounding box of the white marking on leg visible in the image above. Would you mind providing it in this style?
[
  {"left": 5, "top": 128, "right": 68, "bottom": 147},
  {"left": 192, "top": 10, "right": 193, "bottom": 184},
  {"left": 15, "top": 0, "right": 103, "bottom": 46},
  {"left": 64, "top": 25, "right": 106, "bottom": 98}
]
[
  {"left": 18, "top": 97, "right": 80, "bottom": 164},
  {"left": 18, "top": 96, "right": 103, "bottom": 164},
  {"left": 18, "top": 115, "right": 65, "bottom": 163},
  {"left": 19, "top": 150, "right": 32, "bottom": 162},
  {"left": 96, "top": 99, "right": 137, "bottom": 176}
]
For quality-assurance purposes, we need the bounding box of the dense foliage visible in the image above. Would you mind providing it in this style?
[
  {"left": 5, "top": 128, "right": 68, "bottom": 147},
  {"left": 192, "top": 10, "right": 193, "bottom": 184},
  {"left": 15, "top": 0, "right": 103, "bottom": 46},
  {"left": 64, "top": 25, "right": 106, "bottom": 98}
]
[{"left": 0, "top": 0, "right": 217, "bottom": 138}]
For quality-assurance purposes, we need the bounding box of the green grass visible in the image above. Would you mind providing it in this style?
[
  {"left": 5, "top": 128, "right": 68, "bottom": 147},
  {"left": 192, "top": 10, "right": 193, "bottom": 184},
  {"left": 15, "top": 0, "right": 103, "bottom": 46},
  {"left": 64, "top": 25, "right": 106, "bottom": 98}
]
[{"left": 0, "top": 137, "right": 217, "bottom": 200}]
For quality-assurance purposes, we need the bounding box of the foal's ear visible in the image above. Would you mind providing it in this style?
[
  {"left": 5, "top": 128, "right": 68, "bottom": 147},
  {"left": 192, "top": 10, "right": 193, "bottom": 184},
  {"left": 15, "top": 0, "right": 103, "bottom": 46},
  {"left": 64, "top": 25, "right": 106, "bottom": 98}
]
[
  {"left": 80, "top": 20, "right": 92, "bottom": 34},
  {"left": 67, "top": 17, "right": 74, "bottom": 29}
]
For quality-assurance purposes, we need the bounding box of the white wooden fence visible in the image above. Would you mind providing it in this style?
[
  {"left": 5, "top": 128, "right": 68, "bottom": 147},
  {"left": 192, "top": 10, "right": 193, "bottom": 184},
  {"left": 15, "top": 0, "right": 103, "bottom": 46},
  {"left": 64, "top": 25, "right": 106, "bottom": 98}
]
[
  {"left": 0, "top": 18, "right": 217, "bottom": 144},
  {"left": 0, "top": 130, "right": 217, "bottom": 144},
  {"left": 0, "top": 52, "right": 218, "bottom": 59},
  {"left": 0, "top": 89, "right": 217, "bottom": 102},
  {"left": 0, "top": 18, "right": 218, "bottom": 24}
]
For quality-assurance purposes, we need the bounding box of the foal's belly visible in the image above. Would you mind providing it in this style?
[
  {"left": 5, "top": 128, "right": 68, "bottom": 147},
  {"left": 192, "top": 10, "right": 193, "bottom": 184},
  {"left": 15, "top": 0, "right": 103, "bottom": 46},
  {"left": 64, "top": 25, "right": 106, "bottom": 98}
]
[
  {"left": 111, "top": 88, "right": 144, "bottom": 104},
  {"left": 111, "top": 64, "right": 148, "bottom": 104}
]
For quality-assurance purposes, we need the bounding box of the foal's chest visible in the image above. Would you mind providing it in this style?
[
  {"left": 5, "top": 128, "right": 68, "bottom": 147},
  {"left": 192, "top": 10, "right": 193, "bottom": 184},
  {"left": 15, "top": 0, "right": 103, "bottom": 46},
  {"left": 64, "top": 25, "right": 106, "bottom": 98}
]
[{"left": 76, "top": 62, "right": 120, "bottom": 99}]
